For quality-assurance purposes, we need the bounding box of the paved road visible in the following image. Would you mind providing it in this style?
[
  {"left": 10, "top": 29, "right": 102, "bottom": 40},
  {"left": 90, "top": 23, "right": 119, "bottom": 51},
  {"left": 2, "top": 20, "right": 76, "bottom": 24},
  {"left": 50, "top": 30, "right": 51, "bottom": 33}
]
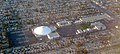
[
  {"left": 91, "top": 1, "right": 117, "bottom": 19},
  {"left": 90, "top": 1, "right": 120, "bottom": 54}
]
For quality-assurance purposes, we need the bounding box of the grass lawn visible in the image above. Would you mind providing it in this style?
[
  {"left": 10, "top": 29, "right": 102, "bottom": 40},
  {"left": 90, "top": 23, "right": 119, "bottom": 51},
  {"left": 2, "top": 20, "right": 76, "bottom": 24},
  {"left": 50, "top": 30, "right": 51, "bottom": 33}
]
[{"left": 77, "top": 22, "right": 92, "bottom": 30}]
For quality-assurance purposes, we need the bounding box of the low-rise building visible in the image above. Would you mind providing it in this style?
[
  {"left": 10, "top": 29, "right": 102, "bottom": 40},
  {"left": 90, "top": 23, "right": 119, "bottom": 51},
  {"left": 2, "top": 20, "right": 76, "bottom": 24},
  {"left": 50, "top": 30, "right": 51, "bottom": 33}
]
[
  {"left": 74, "top": 19, "right": 83, "bottom": 24},
  {"left": 47, "top": 32, "right": 60, "bottom": 39},
  {"left": 91, "top": 22, "right": 106, "bottom": 30},
  {"left": 56, "top": 20, "right": 72, "bottom": 27},
  {"left": 49, "top": 26, "right": 57, "bottom": 32},
  {"left": 76, "top": 29, "right": 84, "bottom": 34},
  {"left": 80, "top": 14, "right": 110, "bottom": 22},
  {"left": 76, "top": 22, "right": 105, "bottom": 35},
  {"left": 76, "top": 28, "right": 94, "bottom": 35},
  {"left": 32, "top": 26, "right": 60, "bottom": 40}
]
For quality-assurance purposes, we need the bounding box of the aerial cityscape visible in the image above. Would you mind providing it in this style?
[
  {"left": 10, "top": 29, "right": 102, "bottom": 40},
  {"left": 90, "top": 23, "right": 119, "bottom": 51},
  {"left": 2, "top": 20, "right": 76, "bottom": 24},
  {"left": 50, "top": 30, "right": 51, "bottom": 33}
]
[{"left": 0, "top": 0, "right": 120, "bottom": 54}]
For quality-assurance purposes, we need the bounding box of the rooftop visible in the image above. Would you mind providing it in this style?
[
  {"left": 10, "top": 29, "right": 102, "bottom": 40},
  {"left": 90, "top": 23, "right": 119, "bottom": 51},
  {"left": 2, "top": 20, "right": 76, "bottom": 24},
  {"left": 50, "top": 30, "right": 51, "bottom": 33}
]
[{"left": 33, "top": 26, "right": 52, "bottom": 36}]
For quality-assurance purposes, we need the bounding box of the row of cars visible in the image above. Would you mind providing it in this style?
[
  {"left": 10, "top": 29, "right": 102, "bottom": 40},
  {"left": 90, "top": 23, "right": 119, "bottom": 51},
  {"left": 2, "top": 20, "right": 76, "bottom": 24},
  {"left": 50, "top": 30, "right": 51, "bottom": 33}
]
[
  {"left": 0, "top": 0, "right": 24, "bottom": 50},
  {"left": 92, "top": 0, "right": 120, "bottom": 16},
  {"left": 15, "top": 0, "right": 103, "bottom": 24},
  {"left": 0, "top": 0, "right": 111, "bottom": 54},
  {"left": 3, "top": 29, "right": 111, "bottom": 54},
  {"left": 3, "top": 35, "right": 89, "bottom": 53}
]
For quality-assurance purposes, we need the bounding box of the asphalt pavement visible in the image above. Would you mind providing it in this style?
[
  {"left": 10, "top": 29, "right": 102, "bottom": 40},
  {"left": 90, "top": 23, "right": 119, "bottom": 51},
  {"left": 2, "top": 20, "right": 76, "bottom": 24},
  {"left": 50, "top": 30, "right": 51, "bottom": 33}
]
[{"left": 91, "top": 1, "right": 116, "bottom": 19}]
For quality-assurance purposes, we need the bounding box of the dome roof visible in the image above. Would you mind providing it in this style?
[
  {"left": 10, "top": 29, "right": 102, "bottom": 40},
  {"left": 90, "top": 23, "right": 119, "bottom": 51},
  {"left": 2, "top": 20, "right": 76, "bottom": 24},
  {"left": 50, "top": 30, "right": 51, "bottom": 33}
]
[{"left": 33, "top": 26, "right": 52, "bottom": 35}]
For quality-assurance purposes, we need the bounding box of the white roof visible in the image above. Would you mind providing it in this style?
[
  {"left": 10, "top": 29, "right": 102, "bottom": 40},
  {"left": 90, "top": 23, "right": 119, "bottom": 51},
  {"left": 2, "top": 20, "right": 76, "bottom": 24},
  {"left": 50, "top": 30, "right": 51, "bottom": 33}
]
[
  {"left": 33, "top": 26, "right": 52, "bottom": 35},
  {"left": 47, "top": 32, "right": 60, "bottom": 39},
  {"left": 91, "top": 22, "right": 106, "bottom": 30},
  {"left": 80, "top": 14, "right": 110, "bottom": 22},
  {"left": 56, "top": 20, "right": 72, "bottom": 27}
]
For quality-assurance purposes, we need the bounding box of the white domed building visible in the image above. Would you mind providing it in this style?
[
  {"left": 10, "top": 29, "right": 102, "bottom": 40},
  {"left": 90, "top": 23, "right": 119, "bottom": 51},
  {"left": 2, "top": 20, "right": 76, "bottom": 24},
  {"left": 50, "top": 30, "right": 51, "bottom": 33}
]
[
  {"left": 33, "top": 26, "right": 52, "bottom": 36},
  {"left": 32, "top": 26, "right": 60, "bottom": 39}
]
